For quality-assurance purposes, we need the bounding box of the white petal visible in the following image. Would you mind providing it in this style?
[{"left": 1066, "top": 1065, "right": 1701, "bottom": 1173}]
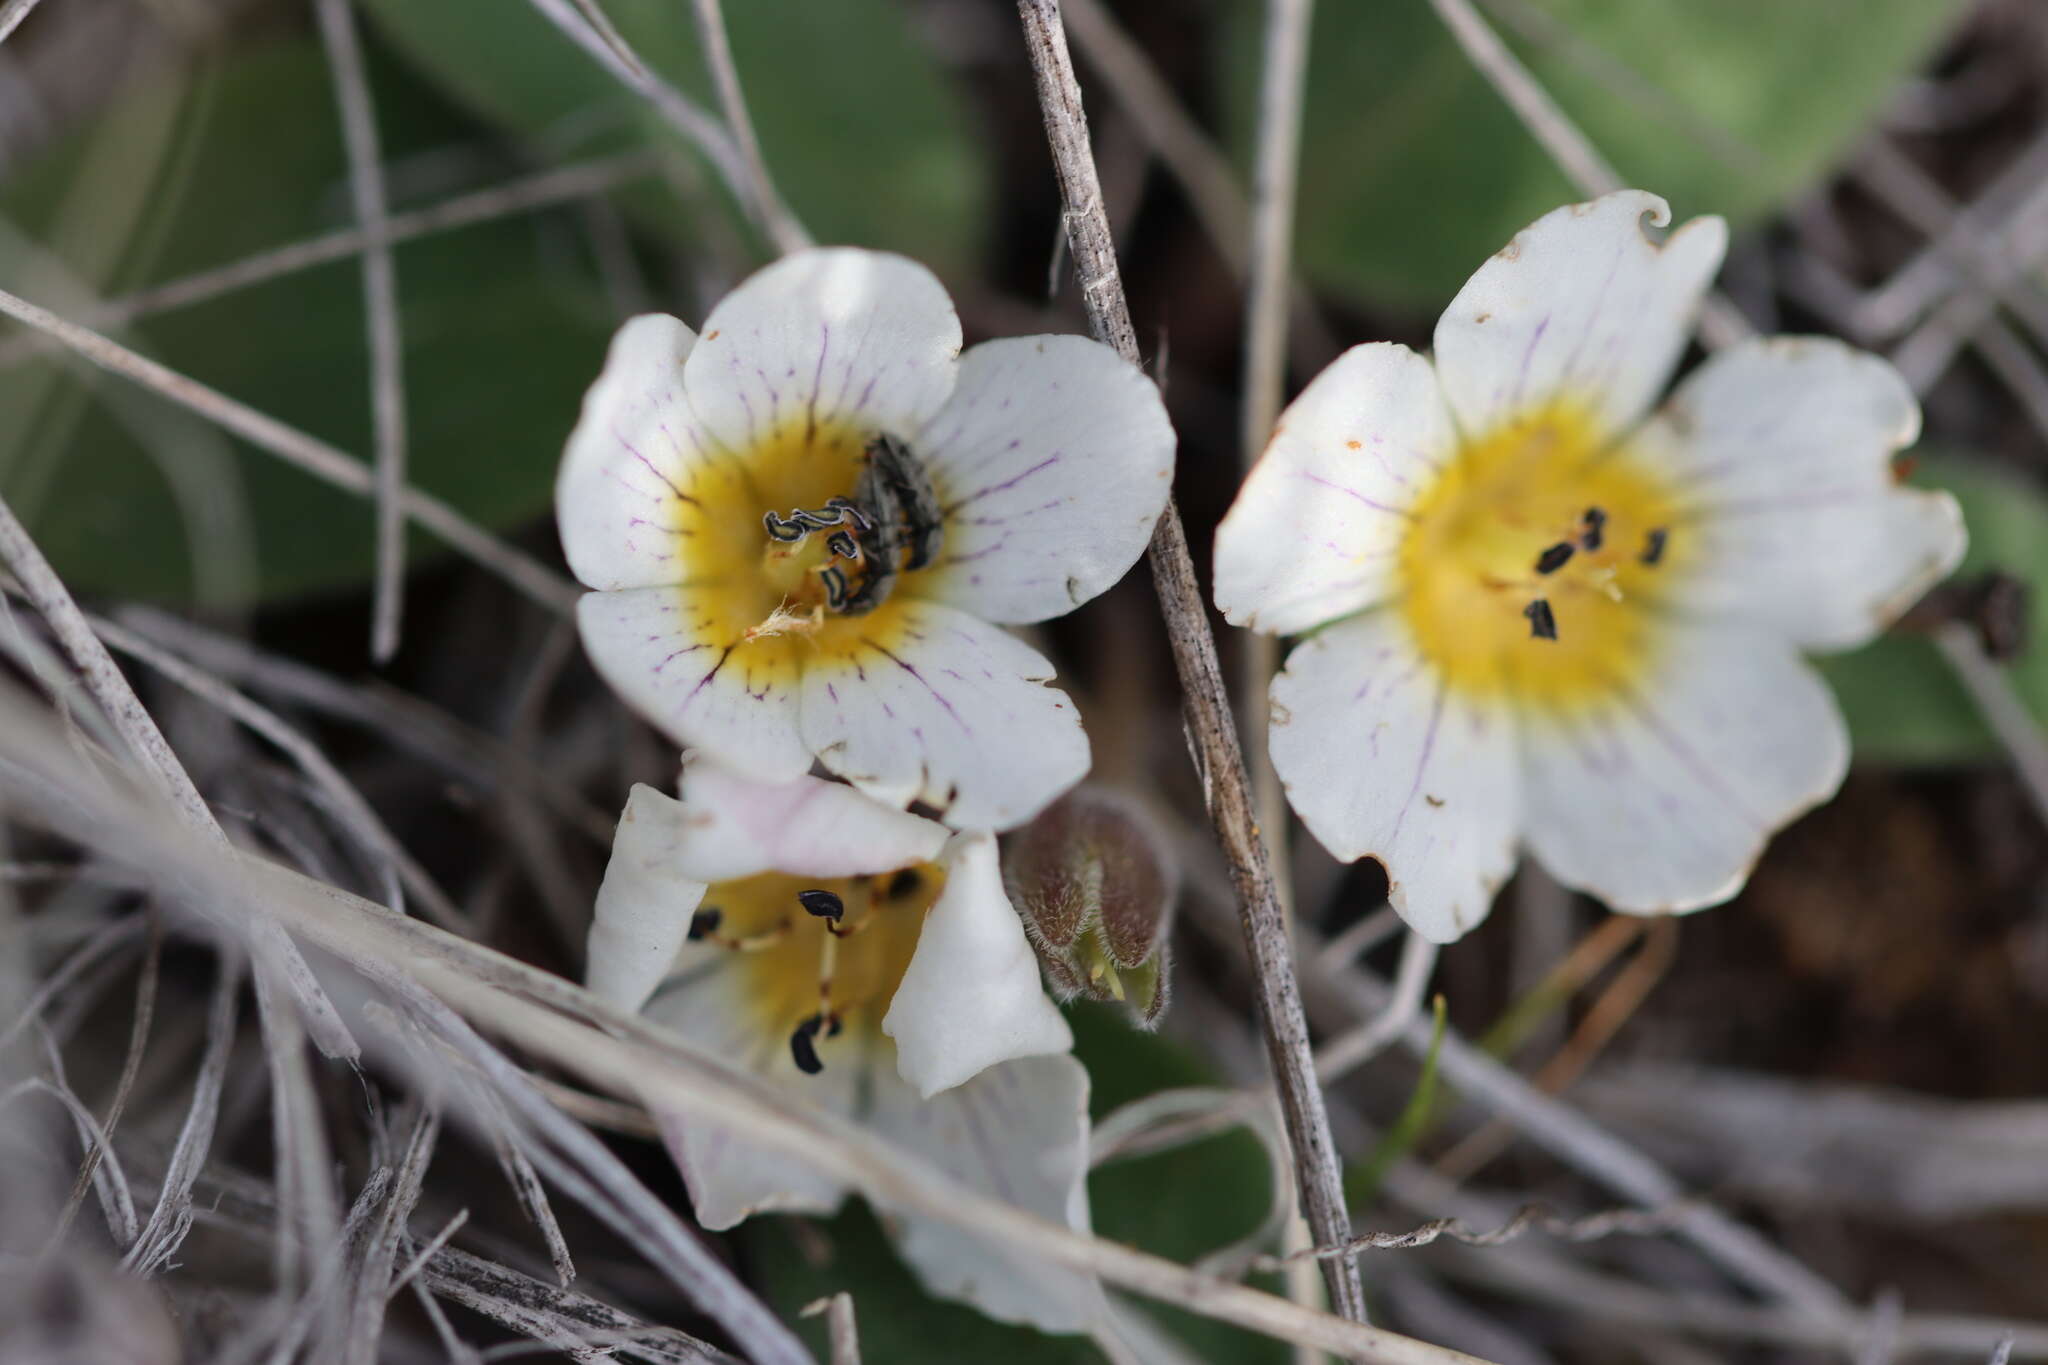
[
  {"left": 799, "top": 600, "right": 1089, "bottom": 831},
  {"left": 912, "top": 335, "right": 1174, "bottom": 624},
  {"left": 884, "top": 832, "right": 1072, "bottom": 1098},
  {"left": 644, "top": 964, "right": 861, "bottom": 1227},
  {"left": 1270, "top": 612, "right": 1520, "bottom": 942},
  {"left": 1638, "top": 336, "right": 1966, "bottom": 651},
  {"left": 1434, "top": 190, "right": 1728, "bottom": 441},
  {"left": 576, "top": 587, "right": 810, "bottom": 782},
  {"left": 682, "top": 248, "right": 961, "bottom": 456},
  {"left": 669, "top": 756, "right": 948, "bottom": 884},
  {"left": 1214, "top": 344, "right": 1452, "bottom": 635},
  {"left": 869, "top": 1052, "right": 1104, "bottom": 1334},
  {"left": 557, "top": 314, "right": 722, "bottom": 592},
  {"left": 586, "top": 784, "right": 709, "bottom": 1013},
  {"left": 1520, "top": 620, "right": 1848, "bottom": 913}
]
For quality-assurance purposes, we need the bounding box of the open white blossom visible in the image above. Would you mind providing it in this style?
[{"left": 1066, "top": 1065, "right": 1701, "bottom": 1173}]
[
  {"left": 588, "top": 754, "right": 1101, "bottom": 1333},
  {"left": 1214, "top": 190, "right": 1966, "bottom": 942},
  {"left": 558, "top": 248, "right": 1175, "bottom": 831}
]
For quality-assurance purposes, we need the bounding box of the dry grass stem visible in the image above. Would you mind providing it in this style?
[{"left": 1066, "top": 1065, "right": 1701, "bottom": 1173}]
[
  {"left": 688, "top": 0, "right": 810, "bottom": 253},
  {"left": 0, "top": 154, "right": 657, "bottom": 369},
  {"left": 0, "top": 285, "right": 579, "bottom": 615},
  {"left": 1014, "top": 0, "right": 1368, "bottom": 1327},
  {"left": 801, "top": 1293, "right": 862, "bottom": 1365},
  {"left": 313, "top": 0, "right": 412, "bottom": 665}
]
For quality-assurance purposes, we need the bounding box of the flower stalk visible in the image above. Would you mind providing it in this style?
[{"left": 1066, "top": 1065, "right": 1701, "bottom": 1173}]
[{"left": 1015, "top": 0, "right": 1370, "bottom": 1327}]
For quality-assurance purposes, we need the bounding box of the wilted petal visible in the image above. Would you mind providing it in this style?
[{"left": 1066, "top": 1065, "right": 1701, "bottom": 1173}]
[
  {"left": 869, "top": 1052, "right": 1104, "bottom": 1335},
  {"left": 1639, "top": 336, "right": 1966, "bottom": 650},
  {"left": 669, "top": 758, "right": 947, "bottom": 884},
  {"left": 799, "top": 600, "right": 1089, "bottom": 831},
  {"left": 682, "top": 248, "right": 961, "bottom": 457},
  {"left": 1214, "top": 343, "right": 1452, "bottom": 635},
  {"left": 557, "top": 314, "right": 724, "bottom": 592},
  {"left": 1270, "top": 611, "right": 1521, "bottom": 942},
  {"left": 587, "top": 784, "right": 708, "bottom": 1013},
  {"left": 885, "top": 832, "right": 1072, "bottom": 1098},
  {"left": 576, "top": 588, "right": 810, "bottom": 783},
  {"left": 913, "top": 335, "right": 1174, "bottom": 624},
  {"left": 1521, "top": 619, "right": 1848, "bottom": 913},
  {"left": 1434, "top": 190, "right": 1727, "bottom": 442}
]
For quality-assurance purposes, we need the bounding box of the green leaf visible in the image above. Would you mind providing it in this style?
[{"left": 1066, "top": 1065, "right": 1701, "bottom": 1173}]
[
  {"left": 738, "top": 1008, "right": 1286, "bottom": 1363},
  {"left": 742, "top": 1204, "right": 1106, "bottom": 1365},
  {"left": 356, "top": 0, "right": 986, "bottom": 275},
  {"left": 1819, "top": 452, "right": 2048, "bottom": 764},
  {"left": 1074, "top": 1004, "right": 1288, "bottom": 1365},
  {"left": 1231, "top": 0, "right": 1966, "bottom": 311},
  {"left": 0, "top": 38, "right": 620, "bottom": 606}
]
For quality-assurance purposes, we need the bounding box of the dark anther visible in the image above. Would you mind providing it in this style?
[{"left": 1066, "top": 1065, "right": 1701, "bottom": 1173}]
[
  {"left": 818, "top": 566, "right": 850, "bottom": 611},
  {"left": 1579, "top": 506, "right": 1607, "bottom": 551},
  {"left": 1523, "top": 598, "right": 1558, "bottom": 641},
  {"left": 1640, "top": 527, "right": 1668, "bottom": 566},
  {"left": 790, "top": 1014, "right": 826, "bottom": 1075},
  {"left": 797, "top": 888, "right": 845, "bottom": 922},
  {"left": 824, "top": 496, "right": 872, "bottom": 531},
  {"left": 686, "top": 907, "right": 723, "bottom": 941},
  {"left": 762, "top": 511, "right": 807, "bottom": 542},
  {"left": 825, "top": 530, "right": 860, "bottom": 561},
  {"left": 886, "top": 867, "right": 924, "bottom": 900},
  {"left": 826, "top": 1015, "right": 844, "bottom": 1038},
  {"left": 1534, "top": 541, "right": 1575, "bottom": 575}
]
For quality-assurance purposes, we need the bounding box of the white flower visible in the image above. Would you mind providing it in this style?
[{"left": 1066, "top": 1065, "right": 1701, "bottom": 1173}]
[
  {"left": 557, "top": 248, "right": 1176, "bottom": 831},
  {"left": 1213, "top": 190, "right": 1966, "bottom": 942},
  {"left": 588, "top": 755, "right": 1102, "bottom": 1333}
]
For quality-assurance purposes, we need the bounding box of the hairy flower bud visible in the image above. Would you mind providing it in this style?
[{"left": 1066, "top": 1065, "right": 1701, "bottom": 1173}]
[{"left": 1003, "top": 787, "right": 1178, "bottom": 1027}]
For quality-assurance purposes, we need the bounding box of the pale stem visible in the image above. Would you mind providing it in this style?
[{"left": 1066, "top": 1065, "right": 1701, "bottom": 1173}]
[
  {"left": 1933, "top": 622, "right": 2048, "bottom": 829},
  {"left": 688, "top": 0, "right": 812, "bottom": 254},
  {"left": 0, "top": 154, "right": 657, "bottom": 368},
  {"left": 0, "top": 690, "right": 1496, "bottom": 1365},
  {"left": 0, "top": 0, "right": 43, "bottom": 44},
  {"left": 0, "top": 285, "right": 580, "bottom": 616},
  {"left": 801, "top": 1293, "right": 863, "bottom": 1365},
  {"left": 1013, "top": 0, "right": 1369, "bottom": 1330},
  {"left": 1239, "top": 0, "right": 1317, "bottom": 944},
  {"left": 314, "top": 0, "right": 411, "bottom": 665}
]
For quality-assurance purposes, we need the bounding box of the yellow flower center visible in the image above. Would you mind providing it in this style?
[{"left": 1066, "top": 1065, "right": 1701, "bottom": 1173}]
[
  {"left": 1396, "top": 402, "right": 1686, "bottom": 714},
  {"left": 671, "top": 420, "right": 938, "bottom": 685},
  {"left": 691, "top": 864, "right": 943, "bottom": 1074}
]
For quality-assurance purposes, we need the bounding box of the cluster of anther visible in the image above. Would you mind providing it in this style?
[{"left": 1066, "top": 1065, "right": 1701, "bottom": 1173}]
[
  {"left": 755, "top": 435, "right": 945, "bottom": 623},
  {"left": 762, "top": 498, "right": 875, "bottom": 613},
  {"left": 1521, "top": 506, "right": 1669, "bottom": 642},
  {"left": 686, "top": 878, "right": 916, "bottom": 1077}
]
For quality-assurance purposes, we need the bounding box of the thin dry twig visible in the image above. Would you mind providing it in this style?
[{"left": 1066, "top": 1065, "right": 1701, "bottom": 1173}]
[
  {"left": 687, "top": 0, "right": 809, "bottom": 254},
  {"left": 1305, "top": 950, "right": 1857, "bottom": 1323},
  {"left": 1935, "top": 621, "right": 2048, "bottom": 828},
  {"left": 0, "top": 697, "right": 1490, "bottom": 1365},
  {"left": 0, "top": 154, "right": 657, "bottom": 369},
  {"left": 1314, "top": 930, "right": 1437, "bottom": 1082},
  {"left": 0, "top": 0, "right": 43, "bottom": 45},
  {"left": 0, "top": 286, "right": 579, "bottom": 616},
  {"left": 1257, "top": 1200, "right": 1700, "bottom": 1266},
  {"left": 47, "top": 908, "right": 161, "bottom": 1248},
  {"left": 801, "top": 1294, "right": 862, "bottom": 1365},
  {"left": 313, "top": 0, "right": 411, "bottom": 665},
  {"left": 1238, "top": 0, "right": 1316, "bottom": 938},
  {"left": 1424, "top": 0, "right": 1620, "bottom": 198},
  {"left": 1014, "top": 0, "right": 1366, "bottom": 1327},
  {"left": 0, "top": 487, "right": 356, "bottom": 1062}
]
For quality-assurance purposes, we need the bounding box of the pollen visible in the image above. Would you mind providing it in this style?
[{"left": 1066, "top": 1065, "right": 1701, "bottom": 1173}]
[
  {"left": 696, "top": 866, "right": 944, "bottom": 1075},
  {"left": 1394, "top": 401, "right": 1686, "bottom": 714}
]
